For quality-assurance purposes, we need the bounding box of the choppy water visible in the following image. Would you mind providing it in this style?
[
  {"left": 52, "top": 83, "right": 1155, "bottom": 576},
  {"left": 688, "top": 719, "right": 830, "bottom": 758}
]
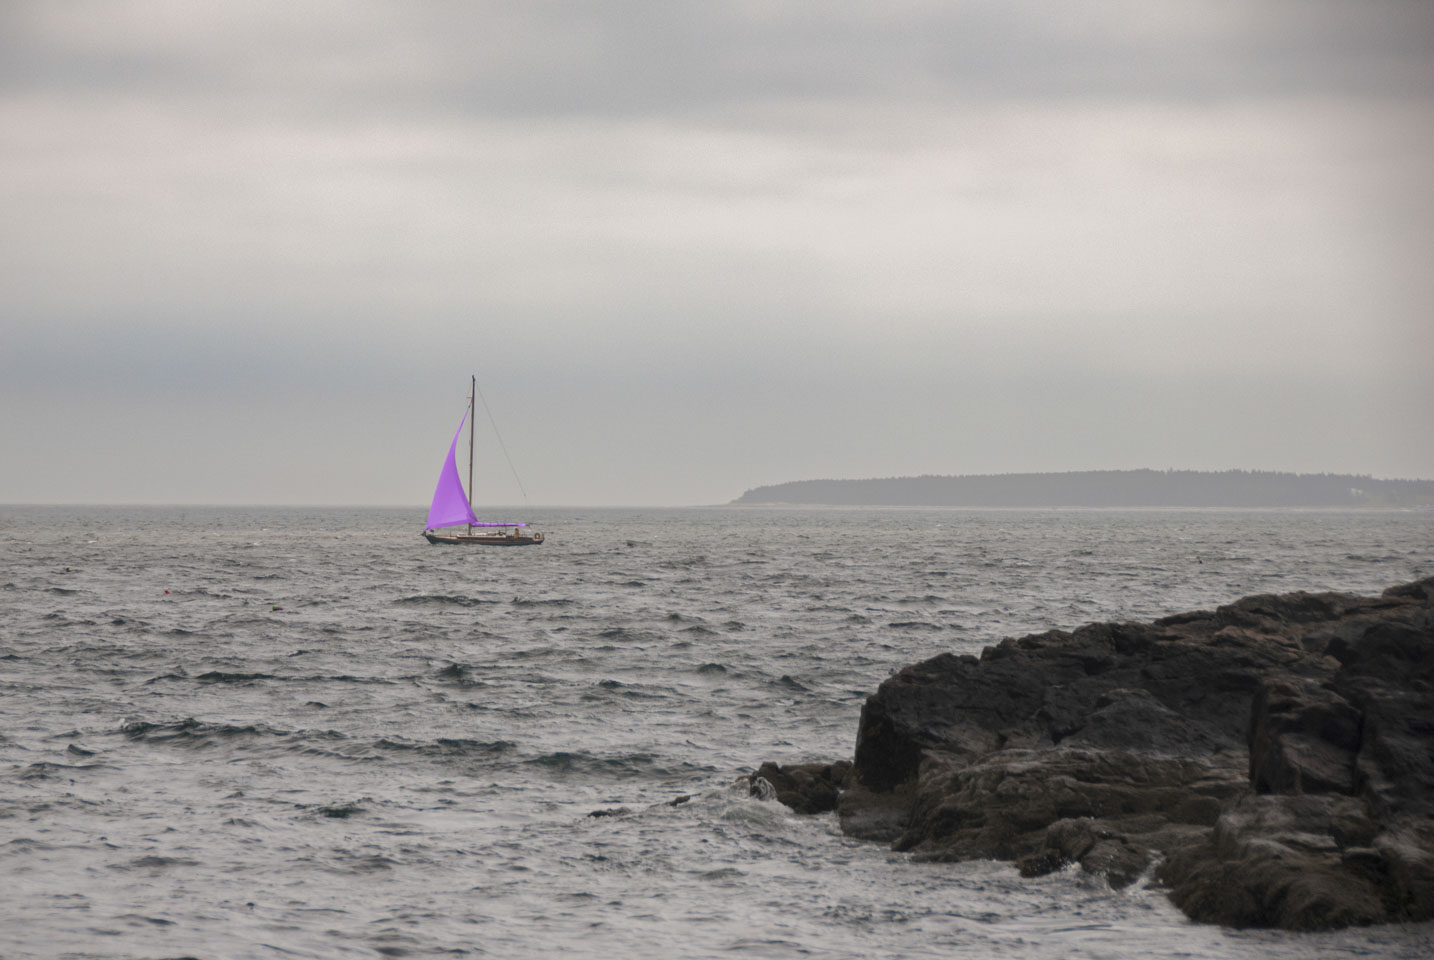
[{"left": 2, "top": 505, "right": 1432, "bottom": 959}]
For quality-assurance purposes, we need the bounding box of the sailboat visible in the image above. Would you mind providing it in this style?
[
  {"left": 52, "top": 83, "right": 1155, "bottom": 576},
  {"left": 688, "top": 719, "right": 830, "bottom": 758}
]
[{"left": 423, "top": 376, "right": 545, "bottom": 546}]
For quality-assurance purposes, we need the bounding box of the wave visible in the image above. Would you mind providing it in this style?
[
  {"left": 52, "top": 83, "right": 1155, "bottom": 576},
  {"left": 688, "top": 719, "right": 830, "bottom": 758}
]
[
  {"left": 121, "top": 718, "right": 290, "bottom": 745},
  {"left": 659, "top": 555, "right": 709, "bottom": 569},
  {"left": 145, "top": 670, "right": 394, "bottom": 686},
  {"left": 195, "top": 670, "right": 277, "bottom": 684},
  {"left": 523, "top": 750, "right": 709, "bottom": 779},
  {"left": 18, "top": 761, "right": 106, "bottom": 780},
  {"left": 40, "top": 612, "right": 96, "bottom": 627},
  {"left": 116, "top": 719, "right": 528, "bottom": 767},
  {"left": 584, "top": 680, "right": 674, "bottom": 701},
  {"left": 434, "top": 663, "right": 489, "bottom": 686},
  {"left": 111, "top": 856, "right": 201, "bottom": 872},
  {"left": 372, "top": 737, "right": 516, "bottom": 758},
  {"left": 393, "top": 594, "right": 496, "bottom": 607},
  {"left": 595, "top": 627, "right": 664, "bottom": 644}
]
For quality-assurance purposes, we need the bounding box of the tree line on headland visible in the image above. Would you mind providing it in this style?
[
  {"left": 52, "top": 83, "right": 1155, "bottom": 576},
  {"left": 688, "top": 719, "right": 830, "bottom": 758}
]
[{"left": 732, "top": 470, "right": 1434, "bottom": 508}]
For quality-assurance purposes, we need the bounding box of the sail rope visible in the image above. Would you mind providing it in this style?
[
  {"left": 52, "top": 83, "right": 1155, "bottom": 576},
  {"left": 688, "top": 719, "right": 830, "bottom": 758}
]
[{"left": 473, "top": 379, "right": 531, "bottom": 509}]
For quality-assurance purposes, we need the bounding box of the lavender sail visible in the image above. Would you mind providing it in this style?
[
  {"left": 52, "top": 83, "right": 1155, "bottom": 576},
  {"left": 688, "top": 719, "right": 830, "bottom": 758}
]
[{"left": 425, "top": 412, "right": 480, "bottom": 530}]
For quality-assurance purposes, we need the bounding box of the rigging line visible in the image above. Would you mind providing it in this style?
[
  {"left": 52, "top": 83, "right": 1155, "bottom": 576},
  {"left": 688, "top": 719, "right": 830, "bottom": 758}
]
[{"left": 473, "top": 379, "right": 531, "bottom": 508}]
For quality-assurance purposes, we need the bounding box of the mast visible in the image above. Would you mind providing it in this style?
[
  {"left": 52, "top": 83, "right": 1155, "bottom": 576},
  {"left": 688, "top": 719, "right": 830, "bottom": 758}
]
[{"left": 467, "top": 375, "right": 476, "bottom": 535}]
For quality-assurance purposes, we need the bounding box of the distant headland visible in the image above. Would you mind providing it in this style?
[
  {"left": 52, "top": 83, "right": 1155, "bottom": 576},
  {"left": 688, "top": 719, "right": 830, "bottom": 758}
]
[{"left": 732, "top": 470, "right": 1434, "bottom": 508}]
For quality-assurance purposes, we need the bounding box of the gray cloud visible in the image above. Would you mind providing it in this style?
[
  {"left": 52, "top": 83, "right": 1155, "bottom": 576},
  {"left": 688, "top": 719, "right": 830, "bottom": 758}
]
[
  {"left": 2, "top": 1, "right": 1431, "bottom": 505},
  {"left": 8, "top": 2, "right": 1431, "bottom": 113}
]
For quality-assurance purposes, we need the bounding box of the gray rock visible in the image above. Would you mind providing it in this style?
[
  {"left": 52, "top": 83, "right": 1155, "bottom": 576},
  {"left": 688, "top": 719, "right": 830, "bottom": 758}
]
[
  {"left": 755, "top": 576, "right": 1434, "bottom": 931},
  {"left": 749, "top": 760, "right": 852, "bottom": 814}
]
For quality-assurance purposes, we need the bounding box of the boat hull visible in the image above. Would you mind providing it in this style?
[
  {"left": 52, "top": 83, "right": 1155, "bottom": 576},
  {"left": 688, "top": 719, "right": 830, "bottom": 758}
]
[{"left": 424, "top": 531, "right": 544, "bottom": 546}]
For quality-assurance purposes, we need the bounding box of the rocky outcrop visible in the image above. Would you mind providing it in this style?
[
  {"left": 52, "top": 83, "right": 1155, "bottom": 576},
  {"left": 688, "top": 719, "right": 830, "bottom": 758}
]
[
  {"left": 756, "top": 577, "right": 1434, "bottom": 930},
  {"left": 750, "top": 760, "right": 852, "bottom": 814}
]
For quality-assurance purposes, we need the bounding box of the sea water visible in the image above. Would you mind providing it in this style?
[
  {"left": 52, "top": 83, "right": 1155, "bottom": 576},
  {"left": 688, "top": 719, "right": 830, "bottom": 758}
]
[{"left": 2, "top": 505, "right": 1431, "bottom": 959}]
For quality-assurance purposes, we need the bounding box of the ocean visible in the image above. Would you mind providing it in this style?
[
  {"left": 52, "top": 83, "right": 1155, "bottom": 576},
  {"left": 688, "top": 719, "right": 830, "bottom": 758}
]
[{"left": 2, "top": 505, "right": 1432, "bottom": 959}]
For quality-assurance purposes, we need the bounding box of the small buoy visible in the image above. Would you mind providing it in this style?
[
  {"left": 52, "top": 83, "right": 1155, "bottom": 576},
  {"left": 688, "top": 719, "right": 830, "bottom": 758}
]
[{"left": 164, "top": 589, "right": 171, "bottom": 595}]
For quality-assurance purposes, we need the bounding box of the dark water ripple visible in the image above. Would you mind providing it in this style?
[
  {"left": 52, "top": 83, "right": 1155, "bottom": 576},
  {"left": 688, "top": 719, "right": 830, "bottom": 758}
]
[{"left": 1, "top": 505, "right": 1432, "bottom": 959}]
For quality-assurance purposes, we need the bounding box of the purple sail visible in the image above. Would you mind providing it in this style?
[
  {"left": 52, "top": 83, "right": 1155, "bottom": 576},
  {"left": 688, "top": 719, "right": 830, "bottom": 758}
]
[{"left": 425, "top": 412, "right": 480, "bottom": 530}]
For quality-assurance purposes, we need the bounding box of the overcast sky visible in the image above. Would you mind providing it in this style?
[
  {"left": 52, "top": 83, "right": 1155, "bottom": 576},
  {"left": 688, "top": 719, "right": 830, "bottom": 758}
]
[{"left": 3, "top": 1, "right": 1431, "bottom": 507}]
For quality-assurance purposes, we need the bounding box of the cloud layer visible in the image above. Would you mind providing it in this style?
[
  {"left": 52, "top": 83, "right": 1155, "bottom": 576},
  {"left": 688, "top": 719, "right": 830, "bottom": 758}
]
[{"left": 3, "top": 2, "right": 1431, "bottom": 504}]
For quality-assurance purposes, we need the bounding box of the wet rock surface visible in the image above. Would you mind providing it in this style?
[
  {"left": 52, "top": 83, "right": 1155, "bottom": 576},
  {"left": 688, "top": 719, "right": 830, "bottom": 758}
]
[
  {"left": 749, "top": 760, "right": 852, "bottom": 814},
  {"left": 756, "top": 577, "right": 1434, "bottom": 930}
]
